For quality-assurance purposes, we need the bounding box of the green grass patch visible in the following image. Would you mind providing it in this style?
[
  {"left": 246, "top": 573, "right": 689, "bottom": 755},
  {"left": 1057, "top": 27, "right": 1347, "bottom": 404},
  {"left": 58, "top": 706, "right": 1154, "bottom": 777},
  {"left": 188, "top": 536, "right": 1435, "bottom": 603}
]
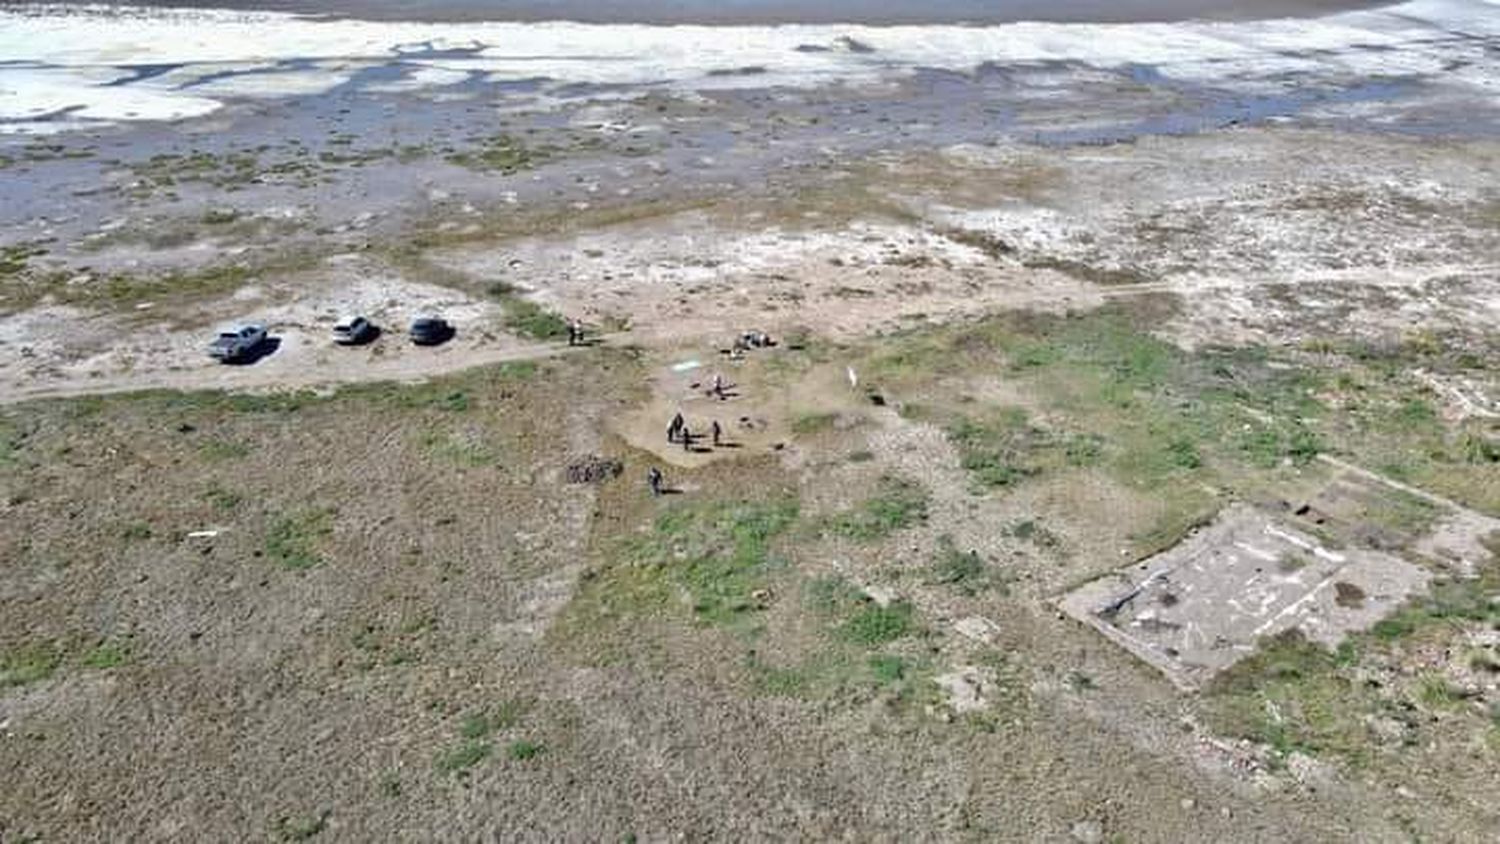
[
  {"left": 436, "top": 700, "right": 532, "bottom": 774},
  {"left": 744, "top": 575, "right": 931, "bottom": 703},
  {"left": 436, "top": 740, "right": 492, "bottom": 774},
  {"left": 120, "top": 521, "right": 153, "bottom": 541},
  {"left": 1416, "top": 672, "right": 1463, "bottom": 709},
  {"left": 459, "top": 701, "right": 526, "bottom": 739},
  {"left": 948, "top": 410, "right": 1047, "bottom": 489},
  {"left": 335, "top": 379, "right": 486, "bottom": 412},
  {"left": 927, "top": 536, "right": 1000, "bottom": 595},
  {"left": 744, "top": 646, "right": 931, "bottom": 705},
  {"left": 806, "top": 574, "right": 863, "bottom": 613},
  {"left": 868, "top": 654, "right": 908, "bottom": 684},
  {"left": 841, "top": 601, "right": 915, "bottom": 646},
  {"left": 1361, "top": 489, "right": 1444, "bottom": 543},
  {"left": 0, "top": 241, "right": 48, "bottom": 278},
  {"left": 0, "top": 417, "right": 20, "bottom": 466},
  {"left": 570, "top": 497, "right": 800, "bottom": 632},
  {"left": 199, "top": 438, "right": 253, "bottom": 460},
  {"left": 1007, "top": 518, "right": 1061, "bottom": 550},
  {"left": 446, "top": 134, "right": 547, "bottom": 173},
  {"left": 827, "top": 476, "right": 928, "bottom": 541},
  {"left": 791, "top": 412, "right": 838, "bottom": 435},
  {"left": 853, "top": 303, "right": 1342, "bottom": 506},
  {"left": 85, "top": 264, "right": 255, "bottom": 309},
  {"left": 502, "top": 297, "right": 569, "bottom": 341},
  {"left": 1209, "top": 557, "right": 1500, "bottom": 764},
  {"left": 661, "top": 499, "right": 799, "bottom": 625},
  {"left": 417, "top": 431, "right": 496, "bottom": 467},
  {"left": 205, "top": 484, "right": 243, "bottom": 511},
  {"left": 157, "top": 389, "right": 313, "bottom": 416},
  {"left": 745, "top": 652, "right": 825, "bottom": 698},
  {"left": 264, "top": 508, "right": 335, "bottom": 570},
  {"left": 507, "top": 739, "right": 544, "bottom": 760},
  {"left": 1205, "top": 630, "right": 1375, "bottom": 763},
  {"left": 82, "top": 641, "right": 127, "bottom": 669},
  {"left": 0, "top": 642, "right": 62, "bottom": 687}
]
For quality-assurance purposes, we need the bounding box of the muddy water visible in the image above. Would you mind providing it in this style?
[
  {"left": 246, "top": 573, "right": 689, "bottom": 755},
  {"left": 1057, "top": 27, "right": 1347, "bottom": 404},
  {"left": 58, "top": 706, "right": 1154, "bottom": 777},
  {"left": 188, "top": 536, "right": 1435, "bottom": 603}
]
[{"left": 31, "top": 0, "right": 1397, "bottom": 23}]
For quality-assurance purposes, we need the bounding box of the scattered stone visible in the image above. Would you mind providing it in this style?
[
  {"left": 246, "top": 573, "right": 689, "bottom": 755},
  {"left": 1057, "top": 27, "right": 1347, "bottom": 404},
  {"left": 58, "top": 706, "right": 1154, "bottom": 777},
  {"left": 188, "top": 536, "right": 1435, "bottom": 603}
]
[
  {"left": 1365, "top": 714, "right": 1410, "bottom": 746},
  {"left": 935, "top": 666, "right": 992, "bottom": 713},
  {"left": 1069, "top": 819, "right": 1104, "bottom": 844},
  {"left": 953, "top": 616, "right": 999, "bottom": 644},
  {"left": 1286, "top": 752, "right": 1333, "bottom": 790},
  {"left": 565, "top": 455, "right": 623, "bottom": 484}
]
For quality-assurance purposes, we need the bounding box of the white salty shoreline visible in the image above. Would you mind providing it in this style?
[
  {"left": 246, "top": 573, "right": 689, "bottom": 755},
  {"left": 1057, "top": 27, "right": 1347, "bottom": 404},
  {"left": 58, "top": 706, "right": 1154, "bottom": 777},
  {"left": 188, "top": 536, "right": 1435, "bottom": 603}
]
[{"left": 0, "top": 0, "right": 1496, "bottom": 132}]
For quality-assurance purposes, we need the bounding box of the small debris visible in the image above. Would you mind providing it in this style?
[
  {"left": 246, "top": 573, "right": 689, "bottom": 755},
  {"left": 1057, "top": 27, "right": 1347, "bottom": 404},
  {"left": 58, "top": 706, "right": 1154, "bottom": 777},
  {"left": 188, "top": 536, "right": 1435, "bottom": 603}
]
[
  {"left": 565, "top": 455, "right": 623, "bottom": 484},
  {"left": 935, "top": 666, "right": 993, "bottom": 713},
  {"left": 1070, "top": 820, "right": 1104, "bottom": 844},
  {"left": 953, "top": 616, "right": 999, "bottom": 644}
]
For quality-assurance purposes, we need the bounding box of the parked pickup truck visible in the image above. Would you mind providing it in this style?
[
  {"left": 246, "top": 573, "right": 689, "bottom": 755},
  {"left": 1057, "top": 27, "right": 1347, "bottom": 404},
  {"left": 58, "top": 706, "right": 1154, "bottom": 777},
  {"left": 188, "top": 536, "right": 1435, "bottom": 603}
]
[{"left": 208, "top": 324, "right": 268, "bottom": 363}]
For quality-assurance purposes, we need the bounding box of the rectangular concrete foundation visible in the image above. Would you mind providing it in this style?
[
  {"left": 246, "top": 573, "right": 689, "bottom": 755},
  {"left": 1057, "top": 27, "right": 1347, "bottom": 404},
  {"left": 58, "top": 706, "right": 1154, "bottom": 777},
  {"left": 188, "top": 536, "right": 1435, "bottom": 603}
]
[{"left": 1060, "top": 504, "right": 1432, "bottom": 690}]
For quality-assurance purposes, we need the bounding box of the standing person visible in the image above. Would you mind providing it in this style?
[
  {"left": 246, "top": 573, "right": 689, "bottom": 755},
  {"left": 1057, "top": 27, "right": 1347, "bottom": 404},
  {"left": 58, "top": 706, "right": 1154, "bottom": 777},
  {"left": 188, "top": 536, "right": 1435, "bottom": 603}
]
[
  {"left": 567, "top": 318, "right": 584, "bottom": 346},
  {"left": 668, "top": 412, "right": 684, "bottom": 443},
  {"left": 681, "top": 423, "right": 692, "bottom": 452},
  {"left": 711, "top": 420, "right": 722, "bottom": 447},
  {"left": 647, "top": 466, "right": 663, "bottom": 497}
]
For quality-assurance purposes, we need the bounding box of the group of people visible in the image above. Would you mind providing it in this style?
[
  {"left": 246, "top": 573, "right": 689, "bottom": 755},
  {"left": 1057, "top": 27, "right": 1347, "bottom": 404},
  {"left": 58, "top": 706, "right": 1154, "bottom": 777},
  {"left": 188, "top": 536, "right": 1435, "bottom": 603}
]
[
  {"left": 644, "top": 331, "right": 776, "bottom": 498},
  {"left": 665, "top": 411, "right": 724, "bottom": 449},
  {"left": 650, "top": 414, "right": 725, "bottom": 495}
]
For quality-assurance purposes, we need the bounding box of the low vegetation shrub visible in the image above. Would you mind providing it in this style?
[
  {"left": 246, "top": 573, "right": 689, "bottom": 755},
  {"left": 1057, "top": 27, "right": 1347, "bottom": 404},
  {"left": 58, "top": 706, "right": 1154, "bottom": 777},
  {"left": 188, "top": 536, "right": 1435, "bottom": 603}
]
[{"left": 828, "top": 477, "right": 928, "bottom": 540}]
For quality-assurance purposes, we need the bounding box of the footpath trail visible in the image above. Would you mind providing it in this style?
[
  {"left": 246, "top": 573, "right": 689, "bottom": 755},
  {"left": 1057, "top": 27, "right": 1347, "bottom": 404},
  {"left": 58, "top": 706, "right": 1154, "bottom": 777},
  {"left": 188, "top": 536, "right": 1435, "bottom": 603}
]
[{"left": 0, "top": 332, "right": 627, "bottom": 406}]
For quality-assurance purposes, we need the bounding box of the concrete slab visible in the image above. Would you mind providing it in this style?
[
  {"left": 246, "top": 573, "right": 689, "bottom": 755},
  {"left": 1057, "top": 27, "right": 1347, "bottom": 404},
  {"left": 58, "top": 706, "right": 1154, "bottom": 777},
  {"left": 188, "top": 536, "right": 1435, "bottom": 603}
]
[{"left": 1059, "top": 504, "right": 1431, "bottom": 690}]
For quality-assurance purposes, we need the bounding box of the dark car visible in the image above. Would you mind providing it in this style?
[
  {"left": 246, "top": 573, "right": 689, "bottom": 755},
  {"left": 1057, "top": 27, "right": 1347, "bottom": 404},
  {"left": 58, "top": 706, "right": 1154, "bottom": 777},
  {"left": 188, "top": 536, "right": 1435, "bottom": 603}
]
[
  {"left": 332, "top": 315, "right": 377, "bottom": 345},
  {"left": 409, "top": 316, "right": 453, "bottom": 346}
]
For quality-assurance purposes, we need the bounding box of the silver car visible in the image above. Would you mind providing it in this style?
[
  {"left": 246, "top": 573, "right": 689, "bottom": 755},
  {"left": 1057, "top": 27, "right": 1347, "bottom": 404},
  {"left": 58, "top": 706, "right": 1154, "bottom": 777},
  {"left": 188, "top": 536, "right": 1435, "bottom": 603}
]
[{"left": 332, "top": 315, "right": 377, "bottom": 345}]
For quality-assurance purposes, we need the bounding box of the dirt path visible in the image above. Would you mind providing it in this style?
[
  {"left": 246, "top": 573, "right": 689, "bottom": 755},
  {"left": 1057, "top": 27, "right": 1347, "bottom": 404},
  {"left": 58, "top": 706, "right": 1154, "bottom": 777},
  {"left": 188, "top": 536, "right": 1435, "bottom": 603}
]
[{"left": 0, "top": 331, "right": 627, "bottom": 405}]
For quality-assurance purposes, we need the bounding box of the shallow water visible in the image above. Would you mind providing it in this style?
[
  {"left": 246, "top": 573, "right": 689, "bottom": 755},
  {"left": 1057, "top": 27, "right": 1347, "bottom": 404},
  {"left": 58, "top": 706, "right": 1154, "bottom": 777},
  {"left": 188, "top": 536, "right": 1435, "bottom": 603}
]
[{"left": 14, "top": 0, "right": 1395, "bottom": 24}]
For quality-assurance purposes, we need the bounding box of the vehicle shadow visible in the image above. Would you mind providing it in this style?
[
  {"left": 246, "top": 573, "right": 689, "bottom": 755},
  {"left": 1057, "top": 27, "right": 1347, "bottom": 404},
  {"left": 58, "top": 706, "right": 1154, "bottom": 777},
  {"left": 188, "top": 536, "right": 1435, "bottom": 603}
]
[{"left": 226, "top": 336, "right": 282, "bottom": 366}]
